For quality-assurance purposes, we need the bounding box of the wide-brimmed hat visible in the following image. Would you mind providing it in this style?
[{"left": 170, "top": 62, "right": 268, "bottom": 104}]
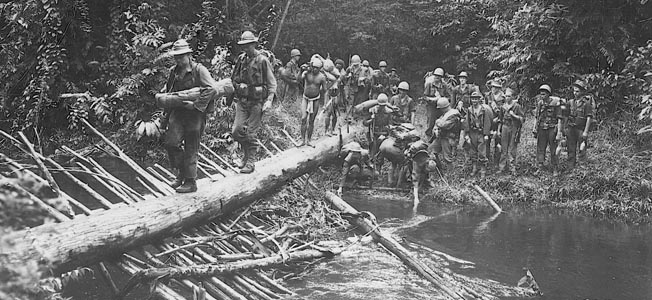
[
  {"left": 169, "top": 39, "right": 193, "bottom": 56},
  {"left": 490, "top": 80, "right": 502, "bottom": 88},
  {"left": 237, "top": 31, "right": 259, "bottom": 45}
]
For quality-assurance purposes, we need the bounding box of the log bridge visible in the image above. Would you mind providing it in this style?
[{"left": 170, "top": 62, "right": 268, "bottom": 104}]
[{"left": 0, "top": 119, "right": 362, "bottom": 300}]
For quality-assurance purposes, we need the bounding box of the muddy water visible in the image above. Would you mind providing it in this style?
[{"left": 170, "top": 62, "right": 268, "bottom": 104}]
[{"left": 285, "top": 194, "right": 652, "bottom": 300}]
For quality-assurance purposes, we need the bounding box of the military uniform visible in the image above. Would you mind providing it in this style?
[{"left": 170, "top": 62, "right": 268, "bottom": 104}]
[
  {"left": 452, "top": 84, "right": 478, "bottom": 114},
  {"left": 498, "top": 101, "right": 524, "bottom": 173},
  {"left": 364, "top": 104, "right": 394, "bottom": 157},
  {"left": 339, "top": 142, "right": 373, "bottom": 191},
  {"left": 463, "top": 104, "right": 493, "bottom": 176},
  {"left": 535, "top": 94, "right": 562, "bottom": 169},
  {"left": 389, "top": 73, "right": 401, "bottom": 95},
  {"left": 390, "top": 93, "right": 415, "bottom": 124},
  {"left": 282, "top": 59, "right": 301, "bottom": 104},
  {"left": 566, "top": 94, "right": 595, "bottom": 166},
  {"left": 163, "top": 62, "right": 218, "bottom": 187},
  {"left": 485, "top": 91, "right": 505, "bottom": 165},
  {"left": 231, "top": 50, "right": 277, "bottom": 168},
  {"left": 423, "top": 81, "right": 452, "bottom": 137},
  {"left": 428, "top": 108, "right": 461, "bottom": 172}
]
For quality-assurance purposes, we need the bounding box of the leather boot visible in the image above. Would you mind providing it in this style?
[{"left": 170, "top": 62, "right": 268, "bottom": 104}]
[
  {"left": 176, "top": 178, "right": 197, "bottom": 193},
  {"left": 479, "top": 165, "right": 487, "bottom": 179},
  {"left": 170, "top": 170, "right": 184, "bottom": 188},
  {"left": 470, "top": 163, "right": 478, "bottom": 177},
  {"left": 237, "top": 147, "right": 249, "bottom": 169},
  {"left": 240, "top": 147, "right": 257, "bottom": 174}
]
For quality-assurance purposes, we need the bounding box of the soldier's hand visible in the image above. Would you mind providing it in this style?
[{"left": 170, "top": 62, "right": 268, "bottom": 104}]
[
  {"left": 582, "top": 131, "right": 588, "bottom": 139},
  {"left": 484, "top": 135, "right": 489, "bottom": 141}
]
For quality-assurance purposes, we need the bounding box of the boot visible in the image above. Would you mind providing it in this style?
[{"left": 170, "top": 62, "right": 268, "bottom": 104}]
[
  {"left": 479, "top": 165, "right": 487, "bottom": 179},
  {"left": 170, "top": 170, "right": 184, "bottom": 188},
  {"left": 240, "top": 161, "right": 255, "bottom": 174},
  {"left": 237, "top": 148, "right": 249, "bottom": 168},
  {"left": 470, "top": 163, "right": 478, "bottom": 177},
  {"left": 176, "top": 178, "right": 197, "bottom": 193}
]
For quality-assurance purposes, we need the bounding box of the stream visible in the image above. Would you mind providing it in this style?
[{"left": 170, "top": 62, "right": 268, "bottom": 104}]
[{"left": 285, "top": 193, "right": 652, "bottom": 300}]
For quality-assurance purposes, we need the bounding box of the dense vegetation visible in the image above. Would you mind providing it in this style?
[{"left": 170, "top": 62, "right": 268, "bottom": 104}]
[{"left": 2, "top": 0, "right": 652, "bottom": 298}]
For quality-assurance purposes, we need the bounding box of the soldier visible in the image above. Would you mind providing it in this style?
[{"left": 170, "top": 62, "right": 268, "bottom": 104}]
[
  {"left": 485, "top": 80, "right": 504, "bottom": 167},
  {"left": 337, "top": 142, "right": 374, "bottom": 196},
  {"left": 231, "top": 31, "right": 277, "bottom": 174},
  {"left": 344, "top": 55, "right": 364, "bottom": 108},
  {"left": 428, "top": 97, "right": 462, "bottom": 174},
  {"left": 406, "top": 139, "right": 437, "bottom": 210},
  {"left": 423, "top": 68, "right": 452, "bottom": 139},
  {"left": 280, "top": 48, "right": 302, "bottom": 104},
  {"left": 363, "top": 93, "right": 394, "bottom": 158},
  {"left": 452, "top": 71, "right": 477, "bottom": 113},
  {"left": 534, "top": 84, "right": 563, "bottom": 176},
  {"left": 298, "top": 57, "right": 328, "bottom": 147},
  {"left": 161, "top": 39, "right": 222, "bottom": 193},
  {"left": 463, "top": 92, "right": 493, "bottom": 178},
  {"left": 356, "top": 60, "right": 373, "bottom": 106},
  {"left": 390, "top": 81, "right": 415, "bottom": 124},
  {"left": 566, "top": 79, "right": 595, "bottom": 169},
  {"left": 389, "top": 68, "right": 401, "bottom": 96},
  {"left": 497, "top": 88, "right": 525, "bottom": 174},
  {"left": 370, "top": 61, "right": 390, "bottom": 99}
]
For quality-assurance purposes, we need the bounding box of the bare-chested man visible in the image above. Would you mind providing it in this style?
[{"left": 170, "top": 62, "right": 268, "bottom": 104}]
[{"left": 299, "top": 57, "right": 329, "bottom": 147}]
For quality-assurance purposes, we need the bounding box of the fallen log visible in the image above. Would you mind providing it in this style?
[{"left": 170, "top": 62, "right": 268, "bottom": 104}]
[
  {"left": 470, "top": 184, "right": 502, "bottom": 213},
  {"left": 116, "top": 248, "right": 341, "bottom": 299},
  {"left": 1, "top": 130, "right": 361, "bottom": 275},
  {"left": 323, "top": 191, "right": 479, "bottom": 300}
]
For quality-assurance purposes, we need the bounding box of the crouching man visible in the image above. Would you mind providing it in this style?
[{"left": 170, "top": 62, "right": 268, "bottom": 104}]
[{"left": 337, "top": 142, "right": 375, "bottom": 196}]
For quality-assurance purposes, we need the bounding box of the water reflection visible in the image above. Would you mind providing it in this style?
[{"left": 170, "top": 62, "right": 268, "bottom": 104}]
[{"left": 307, "top": 194, "right": 652, "bottom": 300}]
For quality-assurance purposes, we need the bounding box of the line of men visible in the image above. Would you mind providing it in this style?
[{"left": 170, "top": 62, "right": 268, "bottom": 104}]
[{"left": 158, "top": 29, "right": 594, "bottom": 197}]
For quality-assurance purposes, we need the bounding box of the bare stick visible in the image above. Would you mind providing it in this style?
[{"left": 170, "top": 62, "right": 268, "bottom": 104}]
[
  {"left": 0, "top": 175, "right": 69, "bottom": 222},
  {"left": 470, "top": 184, "right": 503, "bottom": 213},
  {"left": 200, "top": 143, "right": 238, "bottom": 172},
  {"left": 97, "top": 262, "right": 119, "bottom": 296},
  {"left": 80, "top": 119, "right": 174, "bottom": 195},
  {"left": 76, "top": 162, "right": 134, "bottom": 205},
  {"left": 280, "top": 129, "right": 300, "bottom": 147},
  {"left": 45, "top": 158, "right": 114, "bottom": 209},
  {"left": 18, "top": 132, "right": 61, "bottom": 197}
]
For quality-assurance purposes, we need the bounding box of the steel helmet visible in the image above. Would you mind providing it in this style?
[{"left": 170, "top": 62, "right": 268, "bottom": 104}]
[
  {"left": 379, "top": 61, "right": 388, "bottom": 67},
  {"left": 290, "top": 49, "right": 301, "bottom": 57},
  {"left": 398, "top": 81, "right": 410, "bottom": 91},
  {"left": 572, "top": 79, "right": 587, "bottom": 90},
  {"left": 490, "top": 80, "right": 502, "bottom": 88},
  {"left": 335, "top": 58, "right": 345, "bottom": 66},
  {"left": 311, "top": 58, "right": 323, "bottom": 68},
  {"left": 471, "top": 91, "right": 483, "bottom": 99},
  {"left": 436, "top": 97, "right": 450, "bottom": 109},
  {"left": 539, "top": 84, "right": 552, "bottom": 94},
  {"left": 237, "top": 31, "right": 259, "bottom": 45},
  {"left": 351, "top": 55, "right": 361, "bottom": 64},
  {"left": 426, "top": 160, "right": 438, "bottom": 172},
  {"left": 377, "top": 93, "right": 389, "bottom": 105},
  {"left": 458, "top": 71, "right": 468, "bottom": 78},
  {"left": 362, "top": 60, "right": 370, "bottom": 67},
  {"left": 169, "top": 39, "right": 193, "bottom": 56},
  {"left": 434, "top": 68, "right": 445, "bottom": 77}
]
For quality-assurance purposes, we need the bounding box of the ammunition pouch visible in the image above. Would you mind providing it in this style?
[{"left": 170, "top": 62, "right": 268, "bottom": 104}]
[
  {"left": 236, "top": 83, "right": 268, "bottom": 101},
  {"left": 568, "top": 116, "right": 587, "bottom": 128}
]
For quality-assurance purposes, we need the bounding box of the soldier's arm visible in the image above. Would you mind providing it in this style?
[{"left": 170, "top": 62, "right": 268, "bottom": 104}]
[
  {"left": 483, "top": 108, "right": 493, "bottom": 136},
  {"left": 583, "top": 98, "right": 595, "bottom": 136}
]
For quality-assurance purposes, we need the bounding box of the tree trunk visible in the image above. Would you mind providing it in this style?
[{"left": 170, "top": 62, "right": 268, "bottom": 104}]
[
  {"left": 1, "top": 130, "right": 358, "bottom": 275},
  {"left": 323, "top": 191, "right": 474, "bottom": 300}
]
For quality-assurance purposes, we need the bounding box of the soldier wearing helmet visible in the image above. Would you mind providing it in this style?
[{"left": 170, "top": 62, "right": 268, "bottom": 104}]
[
  {"left": 363, "top": 93, "right": 396, "bottom": 157},
  {"left": 337, "top": 142, "right": 374, "bottom": 196},
  {"left": 297, "top": 56, "right": 329, "bottom": 147},
  {"left": 484, "top": 80, "right": 505, "bottom": 167},
  {"left": 534, "top": 83, "right": 563, "bottom": 176},
  {"left": 231, "top": 31, "right": 278, "bottom": 174},
  {"left": 281, "top": 48, "right": 302, "bottom": 103},
  {"left": 370, "top": 60, "right": 390, "bottom": 99},
  {"left": 423, "top": 67, "right": 452, "bottom": 139},
  {"left": 389, "top": 67, "right": 401, "bottom": 95},
  {"left": 390, "top": 81, "right": 415, "bottom": 124},
  {"left": 428, "top": 97, "right": 462, "bottom": 175},
  {"left": 463, "top": 91, "right": 493, "bottom": 178},
  {"left": 566, "top": 79, "right": 595, "bottom": 169},
  {"left": 452, "top": 71, "right": 479, "bottom": 114},
  {"left": 407, "top": 139, "right": 436, "bottom": 211},
  {"left": 160, "top": 39, "right": 224, "bottom": 193},
  {"left": 344, "top": 55, "right": 367, "bottom": 108},
  {"left": 497, "top": 88, "right": 525, "bottom": 174}
]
